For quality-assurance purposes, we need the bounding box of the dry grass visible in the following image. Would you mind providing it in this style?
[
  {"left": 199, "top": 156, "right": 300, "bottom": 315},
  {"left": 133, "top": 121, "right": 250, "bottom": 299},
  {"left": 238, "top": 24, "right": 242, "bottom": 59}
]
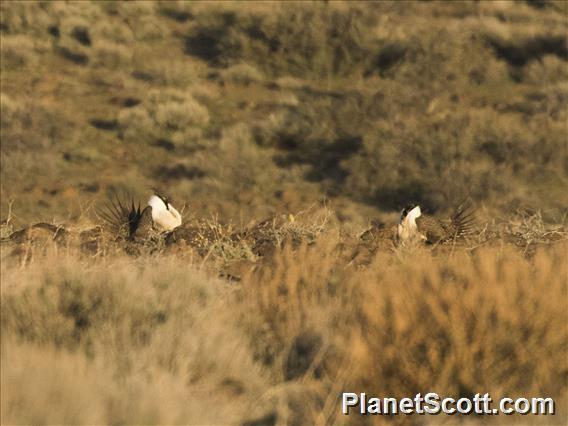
[
  {"left": 1, "top": 1, "right": 567, "bottom": 423},
  {"left": 1, "top": 210, "right": 567, "bottom": 425}
]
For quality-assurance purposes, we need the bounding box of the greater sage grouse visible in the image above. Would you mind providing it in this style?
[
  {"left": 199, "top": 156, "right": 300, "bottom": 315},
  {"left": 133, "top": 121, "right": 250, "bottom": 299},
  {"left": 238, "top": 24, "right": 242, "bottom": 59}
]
[
  {"left": 99, "top": 191, "right": 182, "bottom": 240},
  {"left": 397, "top": 201, "right": 475, "bottom": 244}
]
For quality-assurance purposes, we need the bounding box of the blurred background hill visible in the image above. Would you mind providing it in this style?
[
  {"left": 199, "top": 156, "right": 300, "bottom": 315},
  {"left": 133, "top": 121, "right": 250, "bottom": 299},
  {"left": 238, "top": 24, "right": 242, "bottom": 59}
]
[
  {"left": 1, "top": 0, "right": 567, "bottom": 226},
  {"left": 2, "top": 3, "right": 568, "bottom": 424}
]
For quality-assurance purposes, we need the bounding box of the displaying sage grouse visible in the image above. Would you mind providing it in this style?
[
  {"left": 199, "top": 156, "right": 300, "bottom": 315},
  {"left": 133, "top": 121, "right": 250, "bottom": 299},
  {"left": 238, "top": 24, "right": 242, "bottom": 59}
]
[
  {"left": 397, "top": 201, "right": 475, "bottom": 244},
  {"left": 99, "top": 191, "right": 182, "bottom": 240}
]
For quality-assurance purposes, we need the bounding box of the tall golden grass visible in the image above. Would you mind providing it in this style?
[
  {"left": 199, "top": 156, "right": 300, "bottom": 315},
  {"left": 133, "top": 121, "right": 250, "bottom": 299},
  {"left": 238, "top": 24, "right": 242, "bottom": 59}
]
[{"left": 1, "top": 231, "right": 566, "bottom": 424}]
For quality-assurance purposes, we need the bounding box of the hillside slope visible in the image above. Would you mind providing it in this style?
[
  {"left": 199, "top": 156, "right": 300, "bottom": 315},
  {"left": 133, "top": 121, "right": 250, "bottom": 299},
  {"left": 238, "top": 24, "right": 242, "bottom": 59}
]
[{"left": 1, "top": 1, "right": 567, "bottom": 226}]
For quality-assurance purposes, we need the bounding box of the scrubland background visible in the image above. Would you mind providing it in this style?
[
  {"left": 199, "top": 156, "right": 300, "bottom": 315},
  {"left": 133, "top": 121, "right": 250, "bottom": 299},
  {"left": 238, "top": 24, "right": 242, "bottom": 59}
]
[
  {"left": 1, "top": 1, "right": 567, "bottom": 425},
  {"left": 1, "top": 0, "right": 567, "bottom": 223}
]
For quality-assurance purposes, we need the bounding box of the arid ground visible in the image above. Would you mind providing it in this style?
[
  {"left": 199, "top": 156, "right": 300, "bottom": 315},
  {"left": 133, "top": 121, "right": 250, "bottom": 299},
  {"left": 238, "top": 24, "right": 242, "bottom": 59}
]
[{"left": 1, "top": 1, "right": 567, "bottom": 424}]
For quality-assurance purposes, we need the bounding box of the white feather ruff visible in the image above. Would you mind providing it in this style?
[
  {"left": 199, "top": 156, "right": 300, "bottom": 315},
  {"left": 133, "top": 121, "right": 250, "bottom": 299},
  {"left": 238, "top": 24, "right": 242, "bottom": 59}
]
[
  {"left": 397, "top": 205, "right": 422, "bottom": 241},
  {"left": 148, "top": 195, "right": 182, "bottom": 231},
  {"left": 405, "top": 206, "right": 421, "bottom": 229}
]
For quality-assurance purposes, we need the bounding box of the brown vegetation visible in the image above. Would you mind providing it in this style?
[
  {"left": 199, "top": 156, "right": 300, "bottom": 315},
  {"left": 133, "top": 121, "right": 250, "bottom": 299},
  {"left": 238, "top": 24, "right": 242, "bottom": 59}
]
[
  {"left": 1, "top": 208, "right": 567, "bottom": 424},
  {"left": 1, "top": 0, "right": 567, "bottom": 424}
]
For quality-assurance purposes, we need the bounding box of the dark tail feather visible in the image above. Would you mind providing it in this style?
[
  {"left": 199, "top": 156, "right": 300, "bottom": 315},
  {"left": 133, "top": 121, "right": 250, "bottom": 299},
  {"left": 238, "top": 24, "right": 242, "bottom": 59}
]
[
  {"left": 451, "top": 198, "right": 477, "bottom": 238},
  {"left": 98, "top": 190, "right": 141, "bottom": 238}
]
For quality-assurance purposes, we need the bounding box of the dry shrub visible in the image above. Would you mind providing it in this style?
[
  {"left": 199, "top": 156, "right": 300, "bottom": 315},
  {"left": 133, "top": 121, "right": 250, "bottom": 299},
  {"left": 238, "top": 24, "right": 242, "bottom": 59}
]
[
  {"left": 97, "top": 1, "right": 167, "bottom": 41},
  {"left": 169, "top": 216, "right": 257, "bottom": 268},
  {"left": 524, "top": 54, "right": 568, "bottom": 84},
  {"left": 220, "top": 62, "right": 265, "bottom": 85},
  {"left": 0, "top": 35, "right": 40, "bottom": 70},
  {"left": 1, "top": 341, "right": 197, "bottom": 425},
  {"left": 184, "top": 2, "right": 376, "bottom": 78},
  {"left": 51, "top": 1, "right": 104, "bottom": 27},
  {"left": 152, "top": 89, "right": 209, "bottom": 130},
  {"left": 495, "top": 209, "right": 568, "bottom": 255},
  {"left": 0, "top": 94, "right": 22, "bottom": 131},
  {"left": 92, "top": 19, "right": 135, "bottom": 45},
  {"left": 0, "top": 94, "right": 60, "bottom": 153},
  {"left": 355, "top": 246, "right": 566, "bottom": 399},
  {"left": 0, "top": 214, "right": 567, "bottom": 424},
  {"left": 217, "top": 123, "right": 268, "bottom": 181},
  {"left": 201, "top": 122, "right": 278, "bottom": 206},
  {"left": 241, "top": 238, "right": 567, "bottom": 424},
  {"left": 157, "top": 0, "right": 194, "bottom": 23},
  {"left": 1, "top": 253, "right": 269, "bottom": 425},
  {"left": 0, "top": 1, "right": 54, "bottom": 36},
  {"left": 118, "top": 88, "right": 209, "bottom": 145},
  {"left": 116, "top": 106, "right": 152, "bottom": 142},
  {"left": 92, "top": 42, "right": 133, "bottom": 70},
  {"left": 344, "top": 105, "right": 568, "bottom": 211}
]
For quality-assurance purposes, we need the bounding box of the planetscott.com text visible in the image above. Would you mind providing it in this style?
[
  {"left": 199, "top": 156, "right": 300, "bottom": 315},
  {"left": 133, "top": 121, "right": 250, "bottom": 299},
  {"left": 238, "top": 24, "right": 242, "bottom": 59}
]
[{"left": 342, "top": 393, "right": 555, "bottom": 416}]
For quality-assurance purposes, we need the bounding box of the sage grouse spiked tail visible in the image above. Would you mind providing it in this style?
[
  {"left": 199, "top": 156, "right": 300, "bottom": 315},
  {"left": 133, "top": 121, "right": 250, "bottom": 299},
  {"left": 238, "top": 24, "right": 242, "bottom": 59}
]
[
  {"left": 416, "top": 199, "right": 476, "bottom": 244},
  {"left": 448, "top": 199, "right": 476, "bottom": 239},
  {"left": 98, "top": 191, "right": 153, "bottom": 240}
]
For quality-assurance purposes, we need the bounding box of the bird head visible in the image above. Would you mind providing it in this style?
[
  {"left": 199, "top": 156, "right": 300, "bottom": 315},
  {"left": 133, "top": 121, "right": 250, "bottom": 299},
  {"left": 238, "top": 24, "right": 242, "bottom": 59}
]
[
  {"left": 150, "top": 188, "right": 170, "bottom": 210},
  {"left": 400, "top": 205, "right": 421, "bottom": 224},
  {"left": 400, "top": 205, "right": 415, "bottom": 222},
  {"left": 158, "top": 194, "right": 170, "bottom": 210}
]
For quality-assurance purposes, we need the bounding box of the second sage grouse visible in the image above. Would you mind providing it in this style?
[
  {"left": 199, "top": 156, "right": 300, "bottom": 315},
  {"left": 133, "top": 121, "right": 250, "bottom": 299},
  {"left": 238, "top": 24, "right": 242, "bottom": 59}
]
[
  {"left": 99, "top": 191, "right": 182, "bottom": 240},
  {"left": 397, "top": 201, "right": 475, "bottom": 244}
]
